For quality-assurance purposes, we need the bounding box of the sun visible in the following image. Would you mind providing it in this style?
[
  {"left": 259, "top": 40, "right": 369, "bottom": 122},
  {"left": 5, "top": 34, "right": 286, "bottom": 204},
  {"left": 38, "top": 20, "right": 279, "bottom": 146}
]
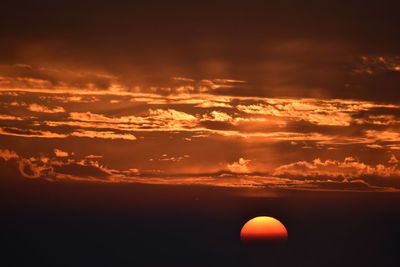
[{"left": 240, "top": 216, "right": 288, "bottom": 244}]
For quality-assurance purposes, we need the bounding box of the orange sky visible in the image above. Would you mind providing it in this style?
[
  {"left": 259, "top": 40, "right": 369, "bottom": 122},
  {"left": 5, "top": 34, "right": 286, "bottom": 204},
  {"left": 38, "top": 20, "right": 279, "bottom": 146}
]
[{"left": 1, "top": 1, "right": 400, "bottom": 193}]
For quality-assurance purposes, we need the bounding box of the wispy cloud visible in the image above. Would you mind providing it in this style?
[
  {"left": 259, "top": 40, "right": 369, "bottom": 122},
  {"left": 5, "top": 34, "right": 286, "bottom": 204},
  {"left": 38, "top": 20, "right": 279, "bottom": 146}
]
[
  {"left": 28, "top": 103, "right": 65, "bottom": 113},
  {"left": 1, "top": 148, "right": 398, "bottom": 192},
  {"left": 70, "top": 130, "right": 137, "bottom": 140},
  {"left": 2, "top": 75, "right": 400, "bottom": 192},
  {"left": 0, "top": 127, "right": 68, "bottom": 138},
  {"left": 273, "top": 157, "right": 400, "bottom": 178}
]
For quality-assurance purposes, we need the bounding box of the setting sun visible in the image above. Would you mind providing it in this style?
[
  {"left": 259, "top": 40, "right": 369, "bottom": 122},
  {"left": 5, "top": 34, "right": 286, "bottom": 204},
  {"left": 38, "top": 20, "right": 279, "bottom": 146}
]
[{"left": 240, "top": 216, "right": 288, "bottom": 243}]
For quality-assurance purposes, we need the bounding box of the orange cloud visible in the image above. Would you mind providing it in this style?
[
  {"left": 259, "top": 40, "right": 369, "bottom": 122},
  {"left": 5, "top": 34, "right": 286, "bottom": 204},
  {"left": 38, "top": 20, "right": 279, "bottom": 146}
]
[
  {"left": 1, "top": 147, "right": 398, "bottom": 192},
  {"left": 273, "top": 157, "right": 400, "bottom": 178},
  {"left": 237, "top": 101, "right": 353, "bottom": 126},
  {"left": 0, "top": 127, "right": 68, "bottom": 138},
  {"left": 389, "top": 155, "right": 398, "bottom": 164},
  {"left": 227, "top": 158, "right": 251, "bottom": 173},
  {"left": 148, "top": 109, "right": 198, "bottom": 129},
  {"left": 0, "top": 149, "right": 19, "bottom": 161},
  {"left": 156, "top": 154, "right": 190, "bottom": 162},
  {"left": 201, "top": 111, "right": 233, "bottom": 122},
  {"left": 354, "top": 56, "right": 400, "bottom": 74},
  {"left": 354, "top": 115, "right": 399, "bottom": 125},
  {"left": 70, "top": 130, "right": 137, "bottom": 140},
  {"left": 28, "top": 103, "right": 65, "bottom": 113},
  {"left": 85, "top": 154, "right": 104, "bottom": 159},
  {"left": 365, "top": 130, "right": 400, "bottom": 142},
  {"left": 0, "top": 114, "right": 24, "bottom": 121},
  {"left": 54, "top": 148, "right": 69, "bottom": 157}
]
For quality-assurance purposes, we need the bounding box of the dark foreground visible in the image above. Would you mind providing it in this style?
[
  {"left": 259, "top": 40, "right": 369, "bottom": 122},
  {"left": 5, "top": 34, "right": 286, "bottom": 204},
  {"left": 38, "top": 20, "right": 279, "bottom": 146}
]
[{"left": 1, "top": 179, "right": 400, "bottom": 267}]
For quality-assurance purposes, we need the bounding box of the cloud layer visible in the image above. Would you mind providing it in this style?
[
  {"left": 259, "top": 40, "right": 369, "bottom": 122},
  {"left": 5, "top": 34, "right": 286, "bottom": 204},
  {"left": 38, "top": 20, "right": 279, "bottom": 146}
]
[
  {"left": 1, "top": 86, "right": 400, "bottom": 191},
  {"left": 1, "top": 0, "right": 400, "bottom": 192}
]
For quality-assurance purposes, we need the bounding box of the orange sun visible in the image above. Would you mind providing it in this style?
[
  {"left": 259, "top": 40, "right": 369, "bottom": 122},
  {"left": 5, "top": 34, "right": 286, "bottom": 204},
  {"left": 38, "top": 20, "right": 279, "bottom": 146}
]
[{"left": 240, "top": 216, "right": 288, "bottom": 244}]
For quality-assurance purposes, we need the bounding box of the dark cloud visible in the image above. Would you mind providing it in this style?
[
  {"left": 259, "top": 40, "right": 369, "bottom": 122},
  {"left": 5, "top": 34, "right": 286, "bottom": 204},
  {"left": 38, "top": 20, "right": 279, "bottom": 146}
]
[
  {"left": 0, "top": 64, "right": 113, "bottom": 90},
  {"left": 1, "top": 1, "right": 400, "bottom": 100},
  {"left": 53, "top": 163, "right": 110, "bottom": 179},
  {"left": 347, "top": 69, "right": 400, "bottom": 102},
  {"left": 303, "top": 180, "right": 382, "bottom": 192}
]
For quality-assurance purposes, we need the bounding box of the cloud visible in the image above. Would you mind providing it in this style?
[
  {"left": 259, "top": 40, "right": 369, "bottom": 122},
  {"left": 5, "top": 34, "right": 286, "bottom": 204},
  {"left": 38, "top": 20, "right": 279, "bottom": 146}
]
[
  {"left": 2, "top": 83, "right": 400, "bottom": 192},
  {"left": 0, "top": 126, "right": 138, "bottom": 141},
  {"left": 85, "top": 154, "right": 103, "bottom": 159},
  {"left": 0, "top": 63, "right": 248, "bottom": 97},
  {"left": 354, "top": 115, "right": 400, "bottom": 125},
  {"left": 291, "top": 179, "right": 396, "bottom": 192},
  {"left": 227, "top": 158, "right": 251, "bottom": 173},
  {"left": 148, "top": 109, "right": 198, "bottom": 128},
  {"left": 0, "top": 114, "right": 24, "bottom": 121},
  {"left": 194, "top": 100, "right": 233, "bottom": 108},
  {"left": 366, "top": 144, "right": 384, "bottom": 149},
  {"left": 0, "top": 64, "right": 116, "bottom": 91},
  {"left": 354, "top": 56, "right": 400, "bottom": 74},
  {"left": 389, "top": 155, "right": 398, "bottom": 164},
  {"left": 0, "top": 149, "right": 19, "bottom": 161},
  {"left": 18, "top": 158, "right": 54, "bottom": 179},
  {"left": 68, "top": 109, "right": 198, "bottom": 130},
  {"left": 54, "top": 148, "right": 69, "bottom": 157},
  {"left": 365, "top": 130, "right": 400, "bottom": 142},
  {"left": 236, "top": 99, "right": 376, "bottom": 126},
  {"left": 1, "top": 0, "right": 400, "bottom": 194},
  {"left": 155, "top": 154, "right": 190, "bottom": 162},
  {"left": 1, "top": 0, "right": 400, "bottom": 104},
  {"left": 28, "top": 103, "right": 65, "bottom": 113},
  {"left": 1, "top": 147, "right": 399, "bottom": 192},
  {"left": 69, "top": 112, "right": 145, "bottom": 124},
  {"left": 0, "top": 149, "right": 117, "bottom": 181},
  {"left": 70, "top": 130, "right": 137, "bottom": 140},
  {"left": 273, "top": 157, "right": 400, "bottom": 178},
  {"left": 201, "top": 111, "right": 233, "bottom": 122},
  {"left": 0, "top": 127, "right": 68, "bottom": 138},
  {"left": 53, "top": 162, "right": 110, "bottom": 179}
]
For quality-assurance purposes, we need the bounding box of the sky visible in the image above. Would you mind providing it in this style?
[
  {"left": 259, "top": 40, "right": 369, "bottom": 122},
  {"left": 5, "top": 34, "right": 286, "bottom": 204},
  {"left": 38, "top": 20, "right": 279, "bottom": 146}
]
[
  {"left": 1, "top": 1, "right": 400, "bottom": 266},
  {"left": 1, "top": 1, "right": 400, "bottom": 192}
]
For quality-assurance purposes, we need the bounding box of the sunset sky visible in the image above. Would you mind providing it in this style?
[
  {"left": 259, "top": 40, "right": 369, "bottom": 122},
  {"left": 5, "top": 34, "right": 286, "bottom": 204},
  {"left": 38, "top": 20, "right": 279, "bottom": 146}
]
[
  {"left": 2, "top": 1, "right": 400, "bottom": 267},
  {"left": 1, "top": 1, "right": 400, "bottom": 193}
]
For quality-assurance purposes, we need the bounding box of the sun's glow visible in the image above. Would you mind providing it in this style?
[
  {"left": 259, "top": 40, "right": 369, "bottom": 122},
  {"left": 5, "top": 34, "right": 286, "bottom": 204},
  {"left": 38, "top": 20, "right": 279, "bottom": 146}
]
[{"left": 240, "top": 216, "right": 288, "bottom": 243}]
